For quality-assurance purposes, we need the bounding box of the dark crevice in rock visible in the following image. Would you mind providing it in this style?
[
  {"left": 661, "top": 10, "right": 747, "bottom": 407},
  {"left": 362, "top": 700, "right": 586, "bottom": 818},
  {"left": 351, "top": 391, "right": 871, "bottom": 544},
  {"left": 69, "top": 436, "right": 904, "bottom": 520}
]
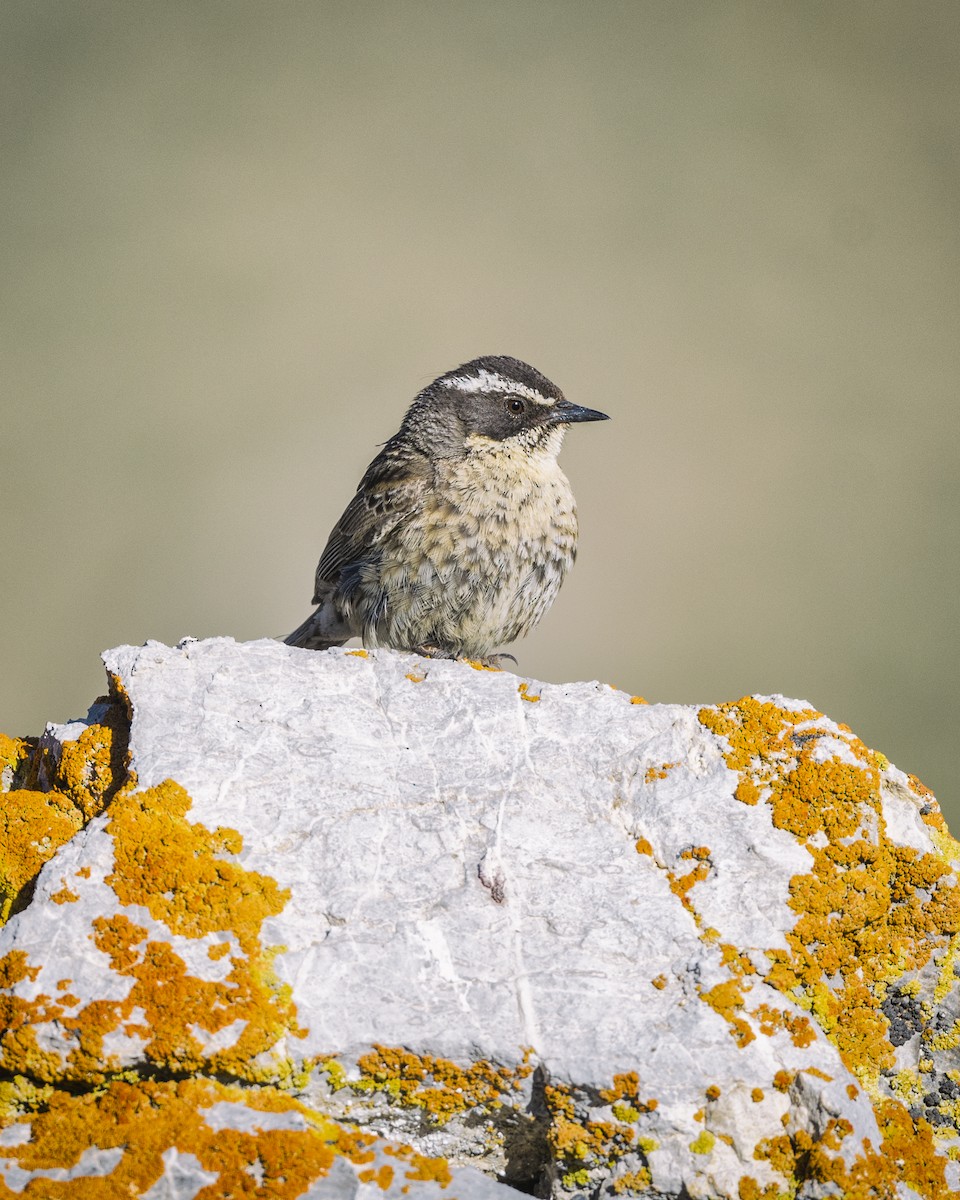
[{"left": 499, "top": 1063, "right": 552, "bottom": 1197}]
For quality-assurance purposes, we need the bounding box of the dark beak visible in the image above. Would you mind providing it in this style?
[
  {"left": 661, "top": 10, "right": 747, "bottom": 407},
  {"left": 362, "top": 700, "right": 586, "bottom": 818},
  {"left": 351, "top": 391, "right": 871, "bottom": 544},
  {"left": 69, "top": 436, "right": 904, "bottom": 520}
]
[{"left": 550, "top": 399, "right": 611, "bottom": 425}]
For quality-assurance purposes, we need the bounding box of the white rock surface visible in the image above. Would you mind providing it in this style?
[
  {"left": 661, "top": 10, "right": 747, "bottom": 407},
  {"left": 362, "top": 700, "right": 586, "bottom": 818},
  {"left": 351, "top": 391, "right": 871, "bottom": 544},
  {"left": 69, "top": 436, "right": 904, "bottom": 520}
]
[{"left": 1, "top": 637, "right": 957, "bottom": 1199}]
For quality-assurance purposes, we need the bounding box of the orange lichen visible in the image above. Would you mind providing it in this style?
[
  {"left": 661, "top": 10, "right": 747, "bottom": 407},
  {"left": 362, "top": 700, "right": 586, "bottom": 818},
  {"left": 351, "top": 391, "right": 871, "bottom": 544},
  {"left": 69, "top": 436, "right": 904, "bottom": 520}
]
[
  {"left": 405, "top": 672, "right": 426, "bottom": 683},
  {"left": 611, "top": 1167, "right": 652, "bottom": 1192},
  {"left": 705, "top": 1085, "right": 721, "bottom": 1101},
  {"left": 749, "top": 1102, "right": 952, "bottom": 1200},
  {"left": 734, "top": 779, "right": 760, "bottom": 806},
  {"left": 644, "top": 762, "right": 678, "bottom": 783},
  {"left": 348, "top": 1044, "right": 531, "bottom": 1123},
  {"left": 404, "top": 1154, "right": 453, "bottom": 1185},
  {"left": 629, "top": 696, "right": 647, "bottom": 705},
  {"left": 651, "top": 974, "right": 667, "bottom": 990},
  {"left": 597, "top": 1072, "right": 656, "bottom": 1114},
  {"left": 517, "top": 682, "right": 540, "bottom": 702},
  {"left": 634, "top": 838, "right": 654, "bottom": 857},
  {"left": 0, "top": 789, "right": 84, "bottom": 922},
  {"left": 52, "top": 705, "right": 130, "bottom": 820},
  {"left": 699, "top": 696, "right": 960, "bottom": 1190},
  {"left": 0, "top": 780, "right": 303, "bottom": 1085},
  {"left": 0, "top": 734, "right": 28, "bottom": 778},
  {"left": 0, "top": 702, "right": 129, "bottom": 925},
  {"left": 701, "top": 980, "right": 755, "bottom": 1047},
  {"left": 719, "top": 943, "right": 757, "bottom": 977},
  {"left": 751, "top": 1003, "right": 816, "bottom": 1049},
  {"left": 0, "top": 1078, "right": 454, "bottom": 1199},
  {"left": 738, "top": 1179, "right": 784, "bottom": 1200},
  {"left": 545, "top": 1082, "right": 642, "bottom": 1183},
  {"left": 668, "top": 860, "right": 710, "bottom": 907},
  {"left": 666, "top": 846, "right": 713, "bottom": 912},
  {"left": 50, "top": 884, "right": 79, "bottom": 905}
]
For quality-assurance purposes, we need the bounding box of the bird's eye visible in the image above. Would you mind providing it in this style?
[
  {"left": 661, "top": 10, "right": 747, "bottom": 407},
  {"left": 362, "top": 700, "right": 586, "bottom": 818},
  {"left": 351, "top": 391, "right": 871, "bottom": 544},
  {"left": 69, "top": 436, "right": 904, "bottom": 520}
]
[{"left": 506, "top": 397, "right": 525, "bottom": 415}]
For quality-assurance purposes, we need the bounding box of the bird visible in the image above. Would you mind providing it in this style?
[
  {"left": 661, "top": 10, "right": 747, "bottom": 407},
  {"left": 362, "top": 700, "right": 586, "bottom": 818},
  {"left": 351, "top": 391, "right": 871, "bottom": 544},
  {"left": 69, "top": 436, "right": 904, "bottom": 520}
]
[{"left": 284, "top": 355, "right": 609, "bottom": 662}]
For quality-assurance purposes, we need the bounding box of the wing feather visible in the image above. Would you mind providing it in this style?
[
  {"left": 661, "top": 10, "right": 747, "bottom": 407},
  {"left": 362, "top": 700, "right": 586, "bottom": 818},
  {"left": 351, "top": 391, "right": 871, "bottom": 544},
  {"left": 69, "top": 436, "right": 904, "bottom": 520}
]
[{"left": 312, "top": 445, "right": 429, "bottom": 602}]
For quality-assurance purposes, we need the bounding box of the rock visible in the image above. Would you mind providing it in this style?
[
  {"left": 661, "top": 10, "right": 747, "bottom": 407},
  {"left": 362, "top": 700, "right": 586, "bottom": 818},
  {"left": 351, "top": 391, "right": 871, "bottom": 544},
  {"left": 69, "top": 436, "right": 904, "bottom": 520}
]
[{"left": 0, "top": 636, "right": 958, "bottom": 1199}]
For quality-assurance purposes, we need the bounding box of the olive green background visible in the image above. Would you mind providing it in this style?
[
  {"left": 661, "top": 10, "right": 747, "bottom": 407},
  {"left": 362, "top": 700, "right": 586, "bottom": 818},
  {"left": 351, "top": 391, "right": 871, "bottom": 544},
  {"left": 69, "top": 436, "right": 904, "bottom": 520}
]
[{"left": 2, "top": 3, "right": 958, "bottom": 821}]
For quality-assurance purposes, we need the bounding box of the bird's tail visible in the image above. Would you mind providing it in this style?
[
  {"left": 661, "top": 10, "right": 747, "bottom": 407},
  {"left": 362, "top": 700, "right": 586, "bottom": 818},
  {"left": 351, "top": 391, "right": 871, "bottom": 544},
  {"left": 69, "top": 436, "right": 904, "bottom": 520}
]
[{"left": 283, "top": 608, "right": 348, "bottom": 651}]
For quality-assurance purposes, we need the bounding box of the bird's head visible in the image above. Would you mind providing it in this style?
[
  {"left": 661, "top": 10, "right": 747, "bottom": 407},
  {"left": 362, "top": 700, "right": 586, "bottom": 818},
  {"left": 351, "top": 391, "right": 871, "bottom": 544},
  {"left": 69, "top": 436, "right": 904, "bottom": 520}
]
[{"left": 401, "top": 356, "right": 609, "bottom": 460}]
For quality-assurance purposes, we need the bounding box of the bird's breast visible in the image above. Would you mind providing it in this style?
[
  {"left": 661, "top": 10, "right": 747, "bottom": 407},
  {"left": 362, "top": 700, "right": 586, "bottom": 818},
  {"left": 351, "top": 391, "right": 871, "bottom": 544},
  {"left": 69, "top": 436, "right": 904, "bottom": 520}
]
[{"left": 432, "top": 444, "right": 577, "bottom": 559}]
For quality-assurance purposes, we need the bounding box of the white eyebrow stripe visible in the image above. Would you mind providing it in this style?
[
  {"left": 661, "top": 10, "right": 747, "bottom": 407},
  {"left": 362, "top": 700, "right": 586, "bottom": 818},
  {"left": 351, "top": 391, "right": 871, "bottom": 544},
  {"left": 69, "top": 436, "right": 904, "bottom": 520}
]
[{"left": 444, "top": 370, "right": 555, "bottom": 406}]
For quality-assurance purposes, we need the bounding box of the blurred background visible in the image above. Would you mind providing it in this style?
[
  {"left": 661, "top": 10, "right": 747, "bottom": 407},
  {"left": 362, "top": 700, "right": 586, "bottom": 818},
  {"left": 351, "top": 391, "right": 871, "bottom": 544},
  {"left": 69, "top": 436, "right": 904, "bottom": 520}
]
[{"left": 2, "top": 2, "right": 958, "bottom": 820}]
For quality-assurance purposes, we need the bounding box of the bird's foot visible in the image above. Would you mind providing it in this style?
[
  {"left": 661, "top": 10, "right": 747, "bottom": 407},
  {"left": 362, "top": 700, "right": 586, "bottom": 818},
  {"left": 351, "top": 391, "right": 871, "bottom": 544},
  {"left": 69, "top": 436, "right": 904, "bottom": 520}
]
[
  {"left": 411, "top": 643, "right": 455, "bottom": 660},
  {"left": 461, "top": 652, "right": 517, "bottom": 672}
]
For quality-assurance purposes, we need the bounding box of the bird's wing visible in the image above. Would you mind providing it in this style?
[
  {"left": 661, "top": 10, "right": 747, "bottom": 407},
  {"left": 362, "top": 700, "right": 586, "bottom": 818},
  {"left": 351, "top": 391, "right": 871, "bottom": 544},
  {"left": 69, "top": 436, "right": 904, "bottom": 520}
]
[{"left": 312, "top": 446, "right": 429, "bottom": 601}]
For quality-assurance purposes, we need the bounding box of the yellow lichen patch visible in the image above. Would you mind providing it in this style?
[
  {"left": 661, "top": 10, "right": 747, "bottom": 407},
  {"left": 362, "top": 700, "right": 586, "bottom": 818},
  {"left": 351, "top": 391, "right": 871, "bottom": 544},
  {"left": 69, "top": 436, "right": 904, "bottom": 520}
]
[
  {"left": 57, "top": 780, "right": 304, "bottom": 1081},
  {"left": 750, "top": 1003, "right": 816, "bottom": 1049},
  {"left": 667, "top": 846, "right": 712, "bottom": 911},
  {"left": 51, "top": 705, "right": 130, "bottom": 821},
  {"left": 0, "top": 1077, "right": 454, "bottom": 1200},
  {"left": 0, "top": 702, "right": 130, "bottom": 926},
  {"left": 611, "top": 1167, "right": 651, "bottom": 1192},
  {"left": 545, "top": 1082, "right": 641, "bottom": 1184},
  {"left": 701, "top": 979, "right": 755, "bottom": 1047},
  {"left": 0, "top": 952, "right": 67, "bottom": 1081},
  {"left": 719, "top": 943, "right": 757, "bottom": 977},
  {"left": 689, "top": 1129, "right": 715, "bottom": 1154},
  {"left": 634, "top": 837, "right": 654, "bottom": 857},
  {"left": 105, "top": 781, "right": 288, "bottom": 943},
  {"left": 629, "top": 696, "right": 647, "bottom": 705},
  {"left": 349, "top": 1044, "right": 532, "bottom": 1123},
  {"left": 644, "top": 762, "right": 678, "bottom": 783},
  {"left": 738, "top": 1179, "right": 784, "bottom": 1200},
  {"left": 734, "top": 779, "right": 760, "bottom": 806},
  {"left": 699, "top": 696, "right": 960, "bottom": 1188},
  {"left": 750, "top": 1102, "right": 953, "bottom": 1200},
  {"left": 0, "top": 780, "right": 303, "bottom": 1085},
  {"left": 403, "top": 1154, "right": 453, "bottom": 1185},
  {"left": 358, "top": 1164, "right": 395, "bottom": 1189},
  {"left": 668, "top": 860, "right": 710, "bottom": 908},
  {"left": 405, "top": 672, "right": 426, "bottom": 683},
  {"left": 651, "top": 974, "right": 667, "bottom": 990},
  {"left": 599, "top": 1072, "right": 658, "bottom": 1116},
  {"left": 346, "top": 649, "right": 368, "bottom": 657},
  {"left": 0, "top": 734, "right": 29, "bottom": 780},
  {"left": 0, "top": 951, "right": 38, "bottom": 988},
  {"left": 517, "top": 682, "right": 540, "bottom": 702},
  {"left": 0, "top": 789, "right": 83, "bottom": 923},
  {"left": 50, "top": 884, "right": 79, "bottom": 905}
]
